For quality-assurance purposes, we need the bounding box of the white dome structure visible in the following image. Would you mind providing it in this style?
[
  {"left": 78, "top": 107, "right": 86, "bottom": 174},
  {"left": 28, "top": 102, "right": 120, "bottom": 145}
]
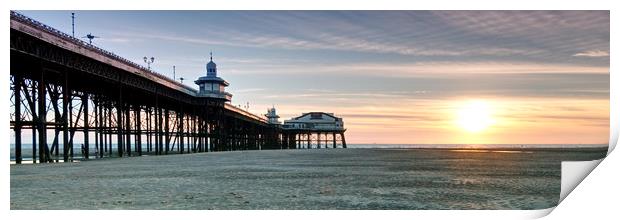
[{"left": 194, "top": 52, "right": 232, "bottom": 101}]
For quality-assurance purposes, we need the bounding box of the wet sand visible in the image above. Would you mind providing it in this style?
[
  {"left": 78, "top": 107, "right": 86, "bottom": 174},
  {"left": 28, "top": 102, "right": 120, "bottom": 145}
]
[{"left": 10, "top": 148, "right": 607, "bottom": 210}]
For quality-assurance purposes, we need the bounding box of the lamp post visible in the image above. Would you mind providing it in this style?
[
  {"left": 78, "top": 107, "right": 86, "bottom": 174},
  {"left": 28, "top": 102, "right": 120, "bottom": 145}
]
[
  {"left": 143, "top": 56, "right": 155, "bottom": 70},
  {"left": 71, "top": 13, "right": 75, "bottom": 38}
]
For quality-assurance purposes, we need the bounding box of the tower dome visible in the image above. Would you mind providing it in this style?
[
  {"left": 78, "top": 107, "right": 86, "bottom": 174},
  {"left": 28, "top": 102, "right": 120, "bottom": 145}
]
[
  {"left": 206, "top": 52, "right": 217, "bottom": 77},
  {"left": 265, "top": 106, "right": 281, "bottom": 124},
  {"left": 194, "top": 52, "right": 231, "bottom": 101}
]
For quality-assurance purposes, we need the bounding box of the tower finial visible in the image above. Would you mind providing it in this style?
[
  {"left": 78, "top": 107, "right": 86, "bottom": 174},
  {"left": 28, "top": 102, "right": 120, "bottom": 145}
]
[{"left": 210, "top": 51, "right": 213, "bottom": 61}]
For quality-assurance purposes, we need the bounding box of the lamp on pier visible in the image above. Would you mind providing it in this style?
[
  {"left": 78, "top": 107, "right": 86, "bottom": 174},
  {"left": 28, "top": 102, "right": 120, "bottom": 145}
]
[{"left": 143, "top": 56, "right": 155, "bottom": 70}]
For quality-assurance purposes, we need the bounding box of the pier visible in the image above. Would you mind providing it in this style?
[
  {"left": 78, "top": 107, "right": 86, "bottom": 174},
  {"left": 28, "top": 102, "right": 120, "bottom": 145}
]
[
  {"left": 280, "top": 112, "right": 347, "bottom": 149},
  {"left": 9, "top": 11, "right": 345, "bottom": 164}
]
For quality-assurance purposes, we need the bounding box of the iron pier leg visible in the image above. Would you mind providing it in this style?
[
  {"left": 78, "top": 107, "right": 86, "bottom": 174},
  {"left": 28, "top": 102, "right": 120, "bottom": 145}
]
[
  {"left": 108, "top": 102, "right": 113, "bottom": 157},
  {"left": 38, "top": 71, "right": 49, "bottom": 163},
  {"left": 165, "top": 109, "right": 170, "bottom": 154},
  {"left": 340, "top": 132, "right": 347, "bottom": 148},
  {"left": 29, "top": 80, "right": 37, "bottom": 163},
  {"left": 94, "top": 97, "right": 98, "bottom": 159},
  {"left": 179, "top": 110, "right": 184, "bottom": 154},
  {"left": 83, "top": 94, "right": 89, "bottom": 159},
  {"left": 49, "top": 85, "right": 60, "bottom": 162},
  {"left": 317, "top": 132, "right": 321, "bottom": 149},
  {"left": 325, "top": 133, "right": 328, "bottom": 149},
  {"left": 157, "top": 106, "right": 162, "bottom": 154},
  {"left": 125, "top": 103, "right": 131, "bottom": 157},
  {"left": 117, "top": 87, "right": 124, "bottom": 157},
  {"left": 13, "top": 74, "right": 22, "bottom": 164},
  {"left": 136, "top": 106, "right": 142, "bottom": 156},
  {"left": 147, "top": 108, "right": 151, "bottom": 153},
  {"left": 332, "top": 132, "right": 336, "bottom": 148}
]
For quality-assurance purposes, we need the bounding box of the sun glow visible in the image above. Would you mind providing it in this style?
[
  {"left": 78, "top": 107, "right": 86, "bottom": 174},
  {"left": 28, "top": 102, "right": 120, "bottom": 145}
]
[{"left": 456, "top": 100, "right": 495, "bottom": 133}]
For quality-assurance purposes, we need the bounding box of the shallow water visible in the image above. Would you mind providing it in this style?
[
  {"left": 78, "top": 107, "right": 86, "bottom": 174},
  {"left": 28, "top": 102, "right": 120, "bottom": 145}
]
[
  {"left": 10, "top": 148, "right": 607, "bottom": 209},
  {"left": 9, "top": 143, "right": 607, "bottom": 161}
]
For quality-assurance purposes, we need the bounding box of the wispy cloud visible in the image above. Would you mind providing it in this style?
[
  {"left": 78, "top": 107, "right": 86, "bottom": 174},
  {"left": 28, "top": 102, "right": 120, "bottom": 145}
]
[
  {"left": 97, "top": 10, "right": 609, "bottom": 74},
  {"left": 233, "top": 88, "right": 266, "bottom": 93},
  {"left": 226, "top": 61, "right": 609, "bottom": 76},
  {"left": 573, "top": 50, "right": 610, "bottom": 57}
]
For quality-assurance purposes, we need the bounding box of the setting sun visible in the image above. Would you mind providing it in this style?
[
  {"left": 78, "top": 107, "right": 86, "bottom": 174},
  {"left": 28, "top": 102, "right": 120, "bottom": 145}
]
[{"left": 456, "top": 100, "right": 495, "bottom": 133}]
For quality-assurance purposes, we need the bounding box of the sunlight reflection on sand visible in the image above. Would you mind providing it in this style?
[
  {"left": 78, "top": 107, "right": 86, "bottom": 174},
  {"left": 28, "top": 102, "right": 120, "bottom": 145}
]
[{"left": 449, "top": 149, "right": 533, "bottom": 154}]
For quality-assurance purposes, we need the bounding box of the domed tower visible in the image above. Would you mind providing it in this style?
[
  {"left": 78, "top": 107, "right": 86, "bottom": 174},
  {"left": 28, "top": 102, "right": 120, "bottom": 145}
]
[
  {"left": 194, "top": 52, "right": 232, "bottom": 101},
  {"left": 265, "top": 106, "right": 281, "bottom": 125},
  {"left": 206, "top": 53, "right": 217, "bottom": 77}
]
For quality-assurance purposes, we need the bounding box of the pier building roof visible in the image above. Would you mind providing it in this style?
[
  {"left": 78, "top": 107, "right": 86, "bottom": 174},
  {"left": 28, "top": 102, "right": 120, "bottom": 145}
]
[{"left": 283, "top": 112, "right": 345, "bottom": 131}]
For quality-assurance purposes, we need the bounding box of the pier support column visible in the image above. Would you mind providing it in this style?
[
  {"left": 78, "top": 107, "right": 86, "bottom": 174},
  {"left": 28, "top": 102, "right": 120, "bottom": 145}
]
[
  {"left": 98, "top": 98, "right": 104, "bottom": 158},
  {"left": 136, "top": 106, "right": 142, "bottom": 156},
  {"left": 28, "top": 80, "right": 37, "bottom": 163},
  {"left": 107, "top": 102, "right": 113, "bottom": 157},
  {"left": 117, "top": 87, "right": 124, "bottom": 157},
  {"left": 37, "top": 71, "right": 49, "bottom": 163},
  {"left": 165, "top": 109, "right": 170, "bottom": 154},
  {"left": 83, "top": 94, "right": 89, "bottom": 159},
  {"left": 125, "top": 103, "right": 131, "bottom": 157},
  {"left": 93, "top": 97, "right": 98, "bottom": 159},
  {"left": 50, "top": 87, "right": 60, "bottom": 162},
  {"left": 332, "top": 132, "right": 336, "bottom": 148},
  {"left": 179, "top": 110, "right": 184, "bottom": 154},
  {"left": 13, "top": 74, "right": 22, "bottom": 164},
  {"left": 325, "top": 133, "right": 328, "bottom": 149},
  {"left": 146, "top": 108, "right": 151, "bottom": 153},
  {"left": 157, "top": 108, "right": 161, "bottom": 154}
]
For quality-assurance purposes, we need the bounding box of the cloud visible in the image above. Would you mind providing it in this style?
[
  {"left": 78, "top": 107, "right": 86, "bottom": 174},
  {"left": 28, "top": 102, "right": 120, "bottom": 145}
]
[
  {"left": 573, "top": 50, "right": 610, "bottom": 57},
  {"left": 233, "top": 88, "right": 266, "bottom": 93},
  {"left": 434, "top": 11, "right": 609, "bottom": 37},
  {"left": 338, "top": 113, "right": 444, "bottom": 122},
  {"left": 95, "top": 11, "right": 608, "bottom": 75},
  {"left": 227, "top": 61, "right": 609, "bottom": 76},
  {"left": 97, "top": 37, "right": 134, "bottom": 43}
]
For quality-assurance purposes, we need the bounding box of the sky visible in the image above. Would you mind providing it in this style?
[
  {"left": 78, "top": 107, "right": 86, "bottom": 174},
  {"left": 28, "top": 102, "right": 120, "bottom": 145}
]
[{"left": 15, "top": 11, "right": 610, "bottom": 144}]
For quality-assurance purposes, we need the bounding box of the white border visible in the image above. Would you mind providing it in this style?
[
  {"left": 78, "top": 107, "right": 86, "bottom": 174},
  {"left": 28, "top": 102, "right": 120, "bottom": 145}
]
[{"left": 3, "top": 1, "right": 618, "bottom": 219}]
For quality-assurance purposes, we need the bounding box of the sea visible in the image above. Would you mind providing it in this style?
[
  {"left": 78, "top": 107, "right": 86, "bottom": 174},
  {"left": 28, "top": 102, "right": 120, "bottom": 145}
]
[{"left": 9, "top": 143, "right": 608, "bottom": 163}]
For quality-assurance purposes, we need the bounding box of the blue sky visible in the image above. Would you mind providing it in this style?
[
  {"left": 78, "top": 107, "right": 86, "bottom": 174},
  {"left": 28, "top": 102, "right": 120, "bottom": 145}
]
[{"left": 15, "top": 11, "right": 610, "bottom": 144}]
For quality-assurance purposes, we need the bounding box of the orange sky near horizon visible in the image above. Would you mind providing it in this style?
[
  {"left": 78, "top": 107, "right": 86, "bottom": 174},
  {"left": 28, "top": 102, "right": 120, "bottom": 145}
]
[{"left": 266, "top": 96, "right": 609, "bottom": 145}]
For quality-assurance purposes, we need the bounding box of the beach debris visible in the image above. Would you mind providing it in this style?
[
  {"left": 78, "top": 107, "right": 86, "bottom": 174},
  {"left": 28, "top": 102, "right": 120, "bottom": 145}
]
[
  {"left": 318, "top": 186, "right": 334, "bottom": 195},
  {"left": 230, "top": 192, "right": 244, "bottom": 199}
]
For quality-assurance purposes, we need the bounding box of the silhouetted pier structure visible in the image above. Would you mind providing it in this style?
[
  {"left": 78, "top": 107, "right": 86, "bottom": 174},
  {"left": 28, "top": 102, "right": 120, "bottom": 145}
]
[{"left": 9, "top": 11, "right": 346, "bottom": 164}]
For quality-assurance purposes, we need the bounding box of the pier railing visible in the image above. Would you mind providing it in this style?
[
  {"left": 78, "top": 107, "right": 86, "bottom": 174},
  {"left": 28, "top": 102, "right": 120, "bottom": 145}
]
[{"left": 10, "top": 11, "right": 197, "bottom": 94}]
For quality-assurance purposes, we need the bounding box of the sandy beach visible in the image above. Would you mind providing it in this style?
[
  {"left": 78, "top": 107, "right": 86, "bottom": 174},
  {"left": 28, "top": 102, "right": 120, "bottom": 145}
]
[{"left": 10, "top": 148, "right": 607, "bottom": 210}]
